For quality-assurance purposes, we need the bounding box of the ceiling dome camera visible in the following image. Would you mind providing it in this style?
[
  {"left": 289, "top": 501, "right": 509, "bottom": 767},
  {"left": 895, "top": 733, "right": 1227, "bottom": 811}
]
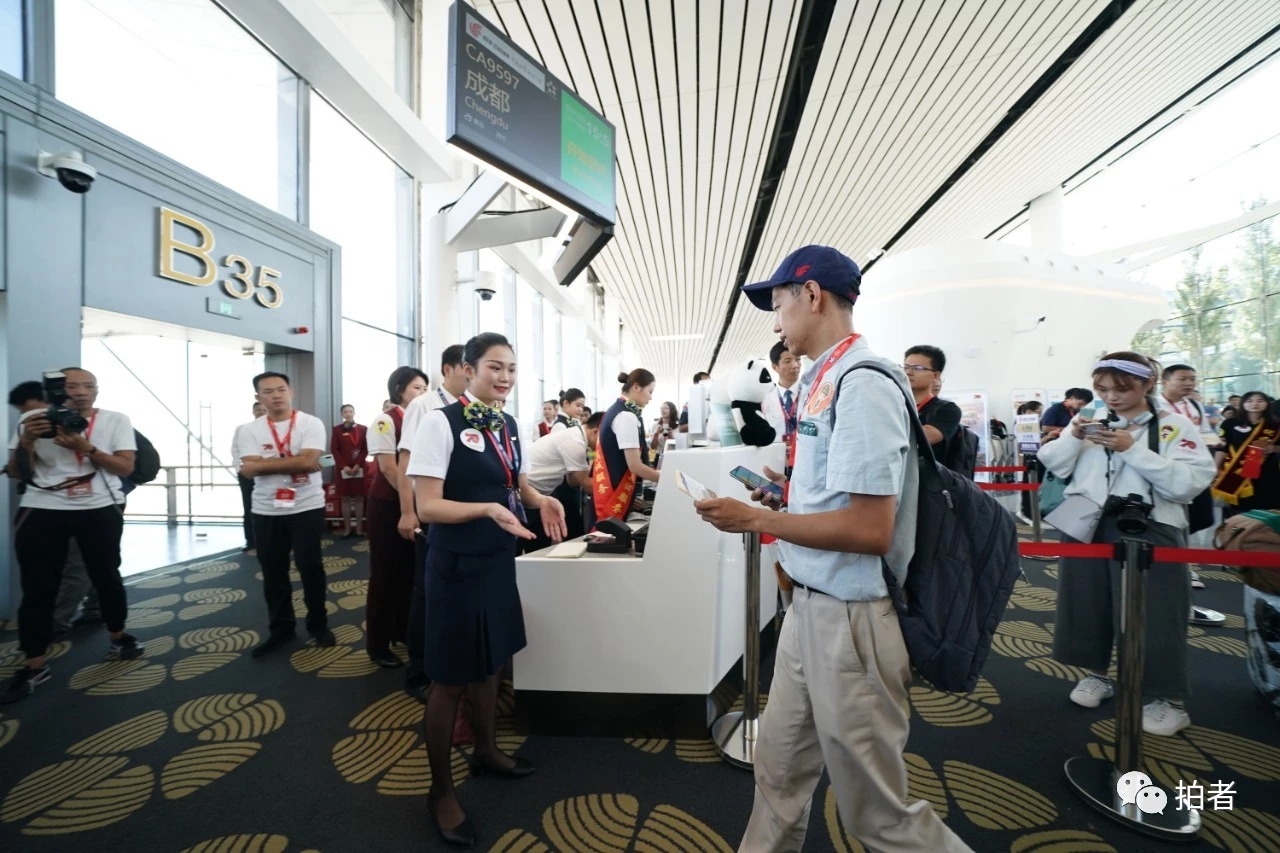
[
  {"left": 37, "top": 150, "right": 97, "bottom": 194},
  {"left": 474, "top": 270, "right": 497, "bottom": 301}
]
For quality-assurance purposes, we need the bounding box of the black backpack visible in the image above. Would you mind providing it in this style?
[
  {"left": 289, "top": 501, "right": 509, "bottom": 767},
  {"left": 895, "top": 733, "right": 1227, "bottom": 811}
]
[
  {"left": 943, "top": 426, "right": 980, "bottom": 480},
  {"left": 130, "top": 430, "right": 161, "bottom": 485},
  {"left": 840, "top": 362, "right": 1022, "bottom": 693}
]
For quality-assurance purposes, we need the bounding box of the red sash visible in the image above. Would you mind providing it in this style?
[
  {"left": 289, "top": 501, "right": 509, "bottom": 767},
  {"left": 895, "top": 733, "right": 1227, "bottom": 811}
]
[
  {"left": 1212, "top": 419, "right": 1280, "bottom": 505},
  {"left": 592, "top": 451, "right": 637, "bottom": 522}
]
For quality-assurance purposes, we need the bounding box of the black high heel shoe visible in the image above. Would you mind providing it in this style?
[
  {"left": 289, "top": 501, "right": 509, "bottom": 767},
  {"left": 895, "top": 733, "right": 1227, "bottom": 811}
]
[
  {"left": 468, "top": 753, "right": 535, "bottom": 778},
  {"left": 427, "top": 796, "right": 476, "bottom": 848}
]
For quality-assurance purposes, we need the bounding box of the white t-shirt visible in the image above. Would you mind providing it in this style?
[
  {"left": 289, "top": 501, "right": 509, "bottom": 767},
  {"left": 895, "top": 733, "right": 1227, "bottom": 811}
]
[
  {"left": 368, "top": 408, "right": 401, "bottom": 457},
  {"left": 406, "top": 410, "right": 528, "bottom": 481},
  {"left": 399, "top": 388, "right": 458, "bottom": 453},
  {"left": 526, "top": 425, "right": 589, "bottom": 495},
  {"left": 612, "top": 409, "right": 643, "bottom": 451},
  {"left": 231, "top": 421, "right": 256, "bottom": 474},
  {"left": 19, "top": 408, "right": 136, "bottom": 510},
  {"left": 8, "top": 409, "right": 40, "bottom": 451},
  {"left": 1157, "top": 395, "right": 1220, "bottom": 441},
  {"left": 235, "top": 411, "right": 327, "bottom": 516}
]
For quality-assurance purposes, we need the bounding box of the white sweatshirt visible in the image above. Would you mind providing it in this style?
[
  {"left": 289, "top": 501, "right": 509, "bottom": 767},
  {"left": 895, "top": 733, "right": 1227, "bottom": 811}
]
[{"left": 1037, "top": 409, "right": 1216, "bottom": 530}]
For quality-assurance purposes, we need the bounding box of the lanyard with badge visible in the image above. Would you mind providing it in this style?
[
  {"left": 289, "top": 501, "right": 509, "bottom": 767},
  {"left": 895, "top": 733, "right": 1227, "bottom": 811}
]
[
  {"left": 269, "top": 412, "right": 307, "bottom": 509},
  {"left": 459, "top": 395, "right": 526, "bottom": 523},
  {"left": 65, "top": 412, "right": 99, "bottom": 499},
  {"left": 785, "top": 334, "right": 861, "bottom": 503}
]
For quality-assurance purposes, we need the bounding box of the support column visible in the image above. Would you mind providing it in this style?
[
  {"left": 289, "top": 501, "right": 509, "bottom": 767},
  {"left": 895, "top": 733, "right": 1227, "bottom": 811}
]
[
  {"left": 1028, "top": 187, "right": 1065, "bottom": 254},
  {"left": 424, "top": 212, "right": 460, "bottom": 374}
]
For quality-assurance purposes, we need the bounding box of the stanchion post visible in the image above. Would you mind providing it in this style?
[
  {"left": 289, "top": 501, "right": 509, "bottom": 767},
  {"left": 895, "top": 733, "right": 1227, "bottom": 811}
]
[
  {"left": 1064, "top": 536, "right": 1200, "bottom": 841},
  {"left": 712, "top": 531, "right": 763, "bottom": 769},
  {"left": 1023, "top": 455, "right": 1055, "bottom": 562}
]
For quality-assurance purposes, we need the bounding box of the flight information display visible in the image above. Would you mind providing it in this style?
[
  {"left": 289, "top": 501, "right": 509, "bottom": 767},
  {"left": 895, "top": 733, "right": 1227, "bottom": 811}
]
[{"left": 447, "top": 1, "right": 617, "bottom": 225}]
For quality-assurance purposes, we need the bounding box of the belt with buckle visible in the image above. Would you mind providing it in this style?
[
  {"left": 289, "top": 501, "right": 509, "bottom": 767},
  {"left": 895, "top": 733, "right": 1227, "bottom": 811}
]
[{"left": 790, "top": 579, "right": 831, "bottom": 598}]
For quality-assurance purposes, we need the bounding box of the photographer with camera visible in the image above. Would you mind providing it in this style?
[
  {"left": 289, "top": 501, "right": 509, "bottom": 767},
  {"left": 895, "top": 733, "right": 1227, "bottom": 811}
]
[
  {"left": 1038, "top": 352, "right": 1215, "bottom": 736},
  {"left": 1, "top": 369, "right": 144, "bottom": 706}
]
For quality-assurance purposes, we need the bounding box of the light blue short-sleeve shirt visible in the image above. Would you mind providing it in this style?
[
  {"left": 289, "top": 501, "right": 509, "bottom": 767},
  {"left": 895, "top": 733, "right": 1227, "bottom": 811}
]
[{"left": 780, "top": 337, "right": 919, "bottom": 601}]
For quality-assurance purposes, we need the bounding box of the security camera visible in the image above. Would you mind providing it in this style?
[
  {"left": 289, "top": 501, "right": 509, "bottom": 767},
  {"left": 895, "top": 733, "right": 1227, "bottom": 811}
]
[
  {"left": 37, "top": 150, "right": 97, "bottom": 193},
  {"left": 474, "top": 270, "right": 496, "bottom": 301}
]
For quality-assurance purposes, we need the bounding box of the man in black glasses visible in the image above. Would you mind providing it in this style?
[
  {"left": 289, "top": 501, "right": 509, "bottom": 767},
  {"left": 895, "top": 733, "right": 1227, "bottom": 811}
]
[{"left": 903, "top": 346, "right": 961, "bottom": 456}]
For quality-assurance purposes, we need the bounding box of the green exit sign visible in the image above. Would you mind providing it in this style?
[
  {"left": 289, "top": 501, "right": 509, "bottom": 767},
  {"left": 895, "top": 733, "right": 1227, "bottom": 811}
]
[{"left": 206, "top": 297, "right": 240, "bottom": 319}]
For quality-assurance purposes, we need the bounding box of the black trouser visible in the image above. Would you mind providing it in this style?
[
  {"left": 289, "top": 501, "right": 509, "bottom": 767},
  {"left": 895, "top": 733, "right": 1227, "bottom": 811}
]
[
  {"left": 238, "top": 475, "right": 255, "bottom": 547},
  {"left": 14, "top": 505, "right": 127, "bottom": 658},
  {"left": 252, "top": 509, "right": 328, "bottom": 636},
  {"left": 406, "top": 529, "right": 428, "bottom": 682}
]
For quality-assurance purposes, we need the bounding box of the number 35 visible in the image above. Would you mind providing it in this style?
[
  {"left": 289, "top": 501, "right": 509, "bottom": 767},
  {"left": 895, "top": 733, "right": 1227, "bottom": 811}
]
[{"left": 223, "top": 255, "right": 283, "bottom": 308}]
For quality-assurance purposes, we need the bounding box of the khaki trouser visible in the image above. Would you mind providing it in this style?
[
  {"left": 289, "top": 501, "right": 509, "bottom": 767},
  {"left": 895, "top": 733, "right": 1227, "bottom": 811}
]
[{"left": 740, "top": 588, "right": 972, "bottom": 853}]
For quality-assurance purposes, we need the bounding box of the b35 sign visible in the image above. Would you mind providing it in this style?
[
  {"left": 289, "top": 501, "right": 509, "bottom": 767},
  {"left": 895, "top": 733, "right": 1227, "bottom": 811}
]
[{"left": 447, "top": 1, "right": 616, "bottom": 225}]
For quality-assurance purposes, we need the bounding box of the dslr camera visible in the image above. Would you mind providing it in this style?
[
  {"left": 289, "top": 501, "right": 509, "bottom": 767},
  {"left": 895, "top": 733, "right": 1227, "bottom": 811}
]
[
  {"left": 1104, "top": 492, "right": 1154, "bottom": 535},
  {"left": 41, "top": 371, "right": 90, "bottom": 438}
]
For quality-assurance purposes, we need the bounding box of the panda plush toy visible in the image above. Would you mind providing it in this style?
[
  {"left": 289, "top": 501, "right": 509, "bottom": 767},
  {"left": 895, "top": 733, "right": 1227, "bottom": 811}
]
[{"left": 729, "top": 358, "right": 777, "bottom": 447}]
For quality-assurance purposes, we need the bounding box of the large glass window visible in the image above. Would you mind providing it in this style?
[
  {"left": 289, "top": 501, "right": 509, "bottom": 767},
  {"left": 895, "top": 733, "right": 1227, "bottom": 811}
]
[
  {"left": 543, "top": 307, "right": 563, "bottom": 409},
  {"left": 341, "top": 319, "right": 403, "bottom": 426},
  {"left": 55, "top": 0, "right": 299, "bottom": 216},
  {"left": 1133, "top": 213, "right": 1280, "bottom": 402},
  {"left": 314, "top": 0, "right": 412, "bottom": 102},
  {"left": 516, "top": 278, "right": 537, "bottom": 422},
  {"left": 0, "top": 0, "right": 21, "bottom": 79}
]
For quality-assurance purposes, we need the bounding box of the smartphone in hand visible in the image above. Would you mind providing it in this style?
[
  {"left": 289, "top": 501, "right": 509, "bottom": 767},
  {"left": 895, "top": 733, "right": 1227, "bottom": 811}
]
[
  {"left": 730, "top": 465, "right": 784, "bottom": 501},
  {"left": 318, "top": 454, "right": 336, "bottom": 468}
]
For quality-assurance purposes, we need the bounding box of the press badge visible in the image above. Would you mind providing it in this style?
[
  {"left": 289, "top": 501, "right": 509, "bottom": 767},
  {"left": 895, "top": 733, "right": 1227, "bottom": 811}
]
[
  {"left": 274, "top": 487, "right": 297, "bottom": 509},
  {"left": 66, "top": 481, "right": 93, "bottom": 498},
  {"left": 290, "top": 473, "right": 310, "bottom": 486}
]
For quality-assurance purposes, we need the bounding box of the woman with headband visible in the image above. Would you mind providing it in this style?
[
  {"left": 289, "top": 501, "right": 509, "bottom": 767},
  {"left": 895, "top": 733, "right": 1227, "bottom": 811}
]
[{"left": 1037, "top": 351, "right": 1215, "bottom": 737}]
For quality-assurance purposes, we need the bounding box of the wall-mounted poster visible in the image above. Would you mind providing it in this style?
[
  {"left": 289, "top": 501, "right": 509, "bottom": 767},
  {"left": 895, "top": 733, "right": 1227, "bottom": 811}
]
[
  {"left": 1011, "top": 388, "right": 1047, "bottom": 418},
  {"left": 1015, "top": 414, "right": 1043, "bottom": 455},
  {"left": 941, "top": 390, "right": 989, "bottom": 467},
  {"left": 1047, "top": 389, "right": 1068, "bottom": 407}
]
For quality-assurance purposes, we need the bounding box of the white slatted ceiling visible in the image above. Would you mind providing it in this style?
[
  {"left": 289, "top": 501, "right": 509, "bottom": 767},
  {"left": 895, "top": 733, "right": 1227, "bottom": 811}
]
[
  {"left": 899, "top": 0, "right": 1280, "bottom": 250},
  {"left": 474, "top": 0, "right": 803, "bottom": 384},
  {"left": 715, "top": 0, "right": 1112, "bottom": 367},
  {"left": 471, "top": 2, "right": 1279, "bottom": 383}
]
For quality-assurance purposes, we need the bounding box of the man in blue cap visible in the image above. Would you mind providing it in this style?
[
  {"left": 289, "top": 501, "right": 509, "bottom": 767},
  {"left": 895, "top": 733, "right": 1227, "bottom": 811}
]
[{"left": 696, "top": 246, "right": 970, "bottom": 852}]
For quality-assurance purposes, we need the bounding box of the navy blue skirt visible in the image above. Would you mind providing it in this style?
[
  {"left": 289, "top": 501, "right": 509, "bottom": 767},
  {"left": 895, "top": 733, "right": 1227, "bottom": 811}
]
[{"left": 422, "top": 542, "right": 526, "bottom": 685}]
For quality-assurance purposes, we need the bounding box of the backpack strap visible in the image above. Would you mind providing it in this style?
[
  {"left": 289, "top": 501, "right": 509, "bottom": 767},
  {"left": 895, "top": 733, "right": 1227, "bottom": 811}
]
[{"left": 832, "top": 360, "right": 943, "bottom": 490}]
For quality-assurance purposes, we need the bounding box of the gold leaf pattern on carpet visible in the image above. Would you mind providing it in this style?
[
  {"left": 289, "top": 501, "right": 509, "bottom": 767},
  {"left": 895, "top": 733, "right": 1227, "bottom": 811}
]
[
  {"left": 179, "top": 628, "right": 260, "bottom": 654},
  {"left": 991, "top": 635, "right": 1052, "bottom": 659},
  {"left": 634, "top": 804, "right": 733, "bottom": 852},
  {"left": 133, "top": 575, "right": 182, "bottom": 589},
  {"left": 184, "top": 588, "right": 248, "bottom": 605},
  {"left": 196, "top": 700, "right": 286, "bottom": 742},
  {"left": 182, "top": 834, "right": 291, "bottom": 853},
  {"left": 1, "top": 756, "right": 130, "bottom": 823},
  {"left": 349, "top": 692, "right": 424, "bottom": 731},
  {"left": 332, "top": 730, "right": 417, "bottom": 784},
  {"left": 0, "top": 641, "right": 72, "bottom": 677},
  {"left": 375, "top": 744, "right": 469, "bottom": 795},
  {"left": 674, "top": 741, "right": 721, "bottom": 763},
  {"left": 909, "top": 686, "right": 994, "bottom": 727},
  {"left": 626, "top": 738, "right": 670, "bottom": 754},
  {"left": 943, "top": 761, "right": 1057, "bottom": 830},
  {"left": 174, "top": 694, "right": 258, "bottom": 733},
  {"left": 290, "top": 590, "right": 339, "bottom": 617},
  {"left": 1184, "top": 728, "right": 1280, "bottom": 781},
  {"left": 66, "top": 710, "right": 167, "bottom": 755},
  {"left": 129, "top": 593, "right": 182, "bottom": 609},
  {"left": 1009, "top": 829, "right": 1116, "bottom": 852},
  {"left": 161, "top": 742, "right": 261, "bottom": 799},
  {"left": 1188, "top": 635, "right": 1248, "bottom": 657},
  {"left": 905, "top": 753, "right": 949, "bottom": 818},
  {"left": 172, "top": 653, "right": 239, "bottom": 681},
  {"left": 1196, "top": 570, "right": 1241, "bottom": 583},
  {"left": 121, "top": 608, "right": 175, "bottom": 629},
  {"left": 0, "top": 717, "right": 17, "bottom": 750},
  {"left": 823, "top": 786, "right": 867, "bottom": 853},
  {"left": 1009, "top": 586, "right": 1057, "bottom": 612},
  {"left": 19, "top": 764, "right": 154, "bottom": 836},
  {"left": 1199, "top": 807, "right": 1280, "bottom": 853},
  {"left": 490, "top": 829, "right": 551, "bottom": 852},
  {"left": 68, "top": 661, "right": 167, "bottom": 696},
  {"left": 543, "top": 794, "right": 639, "bottom": 852},
  {"left": 178, "top": 603, "right": 234, "bottom": 621},
  {"left": 996, "top": 621, "right": 1055, "bottom": 643},
  {"left": 1090, "top": 720, "right": 1212, "bottom": 769}
]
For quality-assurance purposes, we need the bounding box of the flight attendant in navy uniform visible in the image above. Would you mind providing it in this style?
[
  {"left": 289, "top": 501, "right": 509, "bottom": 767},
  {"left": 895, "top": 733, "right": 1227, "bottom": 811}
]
[
  {"left": 592, "top": 369, "right": 662, "bottom": 524},
  {"left": 407, "top": 332, "right": 567, "bottom": 848}
]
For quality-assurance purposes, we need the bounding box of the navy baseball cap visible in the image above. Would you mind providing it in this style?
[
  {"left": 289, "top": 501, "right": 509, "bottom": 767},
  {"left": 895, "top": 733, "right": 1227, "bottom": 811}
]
[{"left": 741, "top": 245, "right": 862, "bottom": 311}]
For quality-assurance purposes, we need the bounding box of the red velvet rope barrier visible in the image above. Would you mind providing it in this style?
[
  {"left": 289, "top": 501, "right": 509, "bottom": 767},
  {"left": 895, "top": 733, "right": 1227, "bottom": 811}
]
[
  {"left": 978, "top": 483, "right": 1040, "bottom": 491},
  {"left": 1015, "top": 541, "right": 1280, "bottom": 570},
  {"left": 974, "top": 466, "right": 1027, "bottom": 473}
]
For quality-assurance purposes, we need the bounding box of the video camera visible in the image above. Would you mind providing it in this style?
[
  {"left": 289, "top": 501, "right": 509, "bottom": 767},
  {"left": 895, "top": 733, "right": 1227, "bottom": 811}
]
[{"left": 41, "top": 371, "right": 89, "bottom": 438}]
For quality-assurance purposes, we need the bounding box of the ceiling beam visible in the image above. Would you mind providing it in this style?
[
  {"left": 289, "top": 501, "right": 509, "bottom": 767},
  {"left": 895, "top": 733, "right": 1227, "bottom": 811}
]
[{"left": 707, "top": 0, "right": 841, "bottom": 373}]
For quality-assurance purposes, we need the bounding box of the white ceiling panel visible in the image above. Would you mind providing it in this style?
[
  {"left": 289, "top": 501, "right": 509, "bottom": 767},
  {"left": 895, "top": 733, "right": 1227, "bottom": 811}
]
[{"left": 469, "top": 1, "right": 1280, "bottom": 383}]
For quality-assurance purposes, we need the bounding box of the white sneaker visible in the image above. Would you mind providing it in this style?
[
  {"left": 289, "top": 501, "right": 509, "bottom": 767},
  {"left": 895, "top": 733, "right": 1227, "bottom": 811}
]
[
  {"left": 1070, "top": 675, "right": 1115, "bottom": 708},
  {"left": 1190, "top": 569, "right": 1205, "bottom": 589},
  {"left": 1143, "top": 699, "right": 1191, "bottom": 736}
]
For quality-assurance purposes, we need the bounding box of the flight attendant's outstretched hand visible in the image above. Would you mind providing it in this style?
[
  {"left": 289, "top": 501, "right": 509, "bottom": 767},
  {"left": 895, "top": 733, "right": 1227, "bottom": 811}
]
[
  {"left": 539, "top": 497, "right": 568, "bottom": 542},
  {"left": 489, "top": 503, "right": 536, "bottom": 540}
]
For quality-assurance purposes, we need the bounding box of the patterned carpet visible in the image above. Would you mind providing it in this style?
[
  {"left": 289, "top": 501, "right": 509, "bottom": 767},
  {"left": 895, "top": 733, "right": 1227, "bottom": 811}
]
[{"left": 0, "top": 529, "right": 1277, "bottom": 853}]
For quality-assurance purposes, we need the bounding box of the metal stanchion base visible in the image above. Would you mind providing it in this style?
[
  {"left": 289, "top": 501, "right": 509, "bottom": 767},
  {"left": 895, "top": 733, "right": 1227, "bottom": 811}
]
[
  {"left": 711, "top": 711, "right": 756, "bottom": 770},
  {"left": 1190, "top": 606, "right": 1226, "bottom": 626},
  {"left": 1064, "top": 756, "right": 1201, "bottom": 843}
]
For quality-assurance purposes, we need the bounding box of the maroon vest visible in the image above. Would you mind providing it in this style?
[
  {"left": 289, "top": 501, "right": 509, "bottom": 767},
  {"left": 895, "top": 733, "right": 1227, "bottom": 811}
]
[{"left": 367, "top": 407, "right": 404, "bottom": 503}]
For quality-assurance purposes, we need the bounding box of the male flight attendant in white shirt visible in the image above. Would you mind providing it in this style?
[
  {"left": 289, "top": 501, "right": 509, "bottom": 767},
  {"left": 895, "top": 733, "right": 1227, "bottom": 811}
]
[
  {"left": 761, "top": 340, "right": 802, "bottom": 443},
  {"left": 394, "top": 344, "right": 469, "bottom": 699},
  {"left": 237, "top": 371, "right": 334, "bottom": 657}
]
